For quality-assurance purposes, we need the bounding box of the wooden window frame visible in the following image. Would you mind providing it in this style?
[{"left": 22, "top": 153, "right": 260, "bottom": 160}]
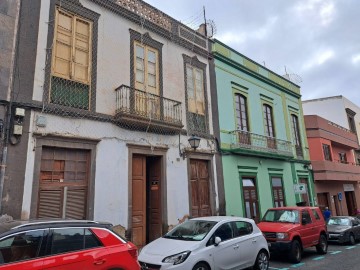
[
  {"left": 291, "top": 114, "right": 301, "bottom": 147},
  {"left": 271, "top": 177, "right": 285, "bottom": 207},
  {"left": 235, "top": 93, "right": 249, "bottom": 131},
  {"left": 52, "top": 8, "right": 92, "bottom": 85},
  {"left": 263, "top": 104, "right": 275, "bottom": 138},
  {"left": 186, "top": 64, "right": 205, "bottom": 116}
]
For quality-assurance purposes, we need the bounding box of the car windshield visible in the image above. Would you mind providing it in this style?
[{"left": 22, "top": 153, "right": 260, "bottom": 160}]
[
  {"left": 262, "top": 210, "right": 299, "bottom": 223},
  {"left": 328, "top": 218, "right": 351, "bottom": 226},
  {"left": 163, "top": 220, "right": 217, "bottom": 241}
]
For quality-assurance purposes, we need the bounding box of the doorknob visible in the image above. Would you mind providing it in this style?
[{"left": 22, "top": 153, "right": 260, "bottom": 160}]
[
  {"left": 94, "top": 259, "right": 106, "bottom": 265},
  {"left": 233, "top": 244, "right": 239, "bottom": 249}
]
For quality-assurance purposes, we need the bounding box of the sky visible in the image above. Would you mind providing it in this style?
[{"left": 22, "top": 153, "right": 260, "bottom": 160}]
[{"left": 143, "top": 0, "right": 360, "bottom": 106}]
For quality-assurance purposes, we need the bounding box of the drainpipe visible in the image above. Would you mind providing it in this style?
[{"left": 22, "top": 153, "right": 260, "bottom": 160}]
[{"left": 0, "top": 0, "right": 21, "bottom": 213}]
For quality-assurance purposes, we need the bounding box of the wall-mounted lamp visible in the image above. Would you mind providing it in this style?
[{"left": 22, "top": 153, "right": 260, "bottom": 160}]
[
  {"left": 179, "top": 134, "right": 201, "bottom": 159},
  {"left": 303, "top": 164, "right": 313, "bottom": 170}
]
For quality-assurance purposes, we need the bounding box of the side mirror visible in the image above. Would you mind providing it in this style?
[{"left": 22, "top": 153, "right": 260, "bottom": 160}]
[{"left": 214, "top": 236, "right": 221, "bottom": 246}]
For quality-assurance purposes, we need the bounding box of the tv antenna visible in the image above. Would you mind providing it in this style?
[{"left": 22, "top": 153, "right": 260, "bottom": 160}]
[
  {"left": 283, "top": 66, "right": 302, "bottom": 84},
  {"left": 203, "top": 6, "right": 216, "bottom": 38}
]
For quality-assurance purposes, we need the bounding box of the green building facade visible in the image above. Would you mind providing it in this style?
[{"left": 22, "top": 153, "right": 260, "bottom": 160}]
[{"left": 211, "top": 40, "right": 314, "bottom": 221}]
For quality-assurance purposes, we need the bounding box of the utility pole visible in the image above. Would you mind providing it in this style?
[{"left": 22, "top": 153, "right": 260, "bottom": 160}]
[{"left": 203, "top": 6, "right": 207, "bottom": 37}]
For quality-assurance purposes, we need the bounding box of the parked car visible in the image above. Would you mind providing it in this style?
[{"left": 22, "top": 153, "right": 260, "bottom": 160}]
[
  {"left": 257, "top": 206, "right": 328, "bottom": 263},
  {"left": 327, "top": 216, "right": 360, "bottom": 245},
  {"left": 0, "top": 219, "right": 140, "bottom": 270},
  {"left": 139, "top": 216, "right": 269, "bottom": 270}
]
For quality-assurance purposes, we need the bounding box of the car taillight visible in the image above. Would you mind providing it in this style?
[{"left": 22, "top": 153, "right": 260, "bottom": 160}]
[{"left": 127, "top": 243, "right": 138, "bottom": 260}]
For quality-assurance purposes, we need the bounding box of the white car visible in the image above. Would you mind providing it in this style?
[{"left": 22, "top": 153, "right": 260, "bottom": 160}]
[{"left": 139, "top": 216, "right": 269, "bottom": 270}]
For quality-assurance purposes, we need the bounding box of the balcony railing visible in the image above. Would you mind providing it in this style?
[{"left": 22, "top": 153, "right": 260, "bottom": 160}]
[
  {"left": 115, "top": 85, "right": 183, "bottom": 132},
  {"left": 230, "top": 130, "right": 293, "bottom": 157}
]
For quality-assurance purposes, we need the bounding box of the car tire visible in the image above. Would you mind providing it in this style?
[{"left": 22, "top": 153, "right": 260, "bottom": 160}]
[
  {"left": 289, "top": 239, "right": 302, "bottom": 263},
  {"left": 349, "top": 233, "right": 356, "bottom": 245},
  {"left": 192, "top": 262, "right": 210, "bottom": 270},
  {"left": 316, "top": 234, "right": 328, "bottom": 254},
  {"left": 253, "top": 249, "right": 269, "bottom": 270}
]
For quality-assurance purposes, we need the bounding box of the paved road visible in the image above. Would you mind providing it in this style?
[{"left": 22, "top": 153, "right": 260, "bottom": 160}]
[{"left": 269, "top": 242, "right": 360, "bottom": 270}]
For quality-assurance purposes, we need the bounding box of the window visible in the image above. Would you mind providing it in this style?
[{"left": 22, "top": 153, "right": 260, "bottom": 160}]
[
  {"left": 50, "top": 8, "right": 92, "bottom": 109},
  {"left": 185, "top": 62, "right": 207, "bottom": 133},
  {"left": 134, "top": 42, "right": 159, "bottom": 93},
  {"left": 346, "top": 108, "right": 357, "bottom": 133},
  {"left": 291, "top": 114, "right": 303, "bottom": 157},
  {"left": 234, "top": 221, "right": 253, "bottom": 237},
  {"left": 311, "top": 209, "right": 321, "bottom": 220},
  {"left": 302, "top": 210, "right": 312, "bottom": 224},
  {"left": 50, "top": 228, "right": 102, "bottom": 255},
  {"left": 214, "top": 223, "right": 234, "bottom": 242},
  {"left": 235, "top": 94, "right": 250, "bottom": 145},
  {"left": 339, "top": 152, "right": 347, "bottom": 163},
  {"left": 271, "top": 177, "right": 285, "bottom": 207},
  {"left": 322, "top": 144, "right": 332, "bottom": 161},
  {"left": 0, "top": 230, "right": 45, "bottom": 264},
  {"left": 263, "top": 104, "right": 276, "bottom": 149}
]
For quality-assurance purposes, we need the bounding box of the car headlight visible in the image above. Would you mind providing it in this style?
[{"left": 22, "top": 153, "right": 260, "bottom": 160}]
[
  {"left": 276, "top": 233, "right": 289, "bottom": 240},
  {"left": 162, "top": 251, "right": 191, "bottom": 265}
]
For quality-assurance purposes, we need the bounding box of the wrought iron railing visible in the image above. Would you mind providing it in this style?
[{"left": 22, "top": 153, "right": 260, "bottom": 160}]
[
  {"left": 115, "top": 85, "right": 182, "bottom": 125},
  {"left": 230, "top": 130, "right": 293, "bottom": 156}
]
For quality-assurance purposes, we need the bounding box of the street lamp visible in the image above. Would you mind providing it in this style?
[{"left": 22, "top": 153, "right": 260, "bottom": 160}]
[{"left": 188, "top": 135, "right": 201, "bottom": 150}]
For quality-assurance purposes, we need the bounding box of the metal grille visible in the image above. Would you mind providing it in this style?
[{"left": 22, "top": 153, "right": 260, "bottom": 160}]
[
  {"left": 263, "top": 232, "right": 276, "bottom": 239},
  {"left": 231, "top": 130, "right": 293, "bottom": 156}
]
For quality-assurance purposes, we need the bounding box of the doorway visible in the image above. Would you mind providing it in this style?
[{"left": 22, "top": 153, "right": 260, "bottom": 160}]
[
  {"left": 242, "top": 177, "right": 260, "bottom": 223},
  {"left": 333, "top": 195, "right": 341, "bottom": 216},
  {"left": 345, "top": 191, "right": 357, "bottom": 216},
  {"left": 131, "top": 154, "right": 162, "bottom": 248},
  {"left": 299, "top": 178, "right": 310, "bottom": 206},
  {"left": 317, "top": 193, "right": 330, "bottom": 211}
]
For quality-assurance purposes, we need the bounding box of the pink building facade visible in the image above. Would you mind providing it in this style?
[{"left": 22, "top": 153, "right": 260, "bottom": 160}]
[{"left": 305, "top": 115, "right": 360, "bottom": 216}]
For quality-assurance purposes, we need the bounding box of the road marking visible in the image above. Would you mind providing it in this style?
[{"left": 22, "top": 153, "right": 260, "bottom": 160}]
[
  {"left": 291, "top": 263, "right": 305, "bottom": 268},
  {"left": 269, "top": 267, "right": 289, "bottom": 270},
  {"left": 312, "top": 256, "right": 325, "bottom": 260},
  {"left": 330, "top": 251, "right": 342, "bottom": 255},
  {"left": 346, "top": 246, "right": 356, "bottom": 250}
]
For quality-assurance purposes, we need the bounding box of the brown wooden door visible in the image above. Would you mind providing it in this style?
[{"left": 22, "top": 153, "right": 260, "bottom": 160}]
[
  {"left": 132, "top": 155, "right": 146, "bottom": 248},
  {"left": 242, "top": 178, "right": 260, "bottom": 223},
  {"left": 333, "top": 195, "right": 341, "bottom": 216},
  {"left": 345, "top": 191, "right": 356, "bottom": 215},
  {"left": 147, "top": 157, "right": 162, "bottom": 242},
  {"left": 190, "top": 160, "right": 211, "bottom": 218},
  {"left": 317, "top": 193, "right": 330, "bottom": 211}
]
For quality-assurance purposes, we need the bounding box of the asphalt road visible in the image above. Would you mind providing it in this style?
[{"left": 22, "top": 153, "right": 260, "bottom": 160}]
[{"left": 269, "top": 242, "right": 360, "bottom": 270}]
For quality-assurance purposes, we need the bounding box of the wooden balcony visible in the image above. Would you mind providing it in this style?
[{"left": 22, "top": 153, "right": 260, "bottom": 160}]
[
  {"left": 115, "top": 85, "right": 183, "bottom": 134},
  {"left": 229, "top": 130, "right": 293, "bottom": 158},
  {"left": 312, "top": 160, "right": 360, "bottom": 182}
]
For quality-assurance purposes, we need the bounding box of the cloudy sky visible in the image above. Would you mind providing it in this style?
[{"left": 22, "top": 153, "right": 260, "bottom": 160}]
[{"left": 143, "top": 0, "right": 360, "bottom": 106}]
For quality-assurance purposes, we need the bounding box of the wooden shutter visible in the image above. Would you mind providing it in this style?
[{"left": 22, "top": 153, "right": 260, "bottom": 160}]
[
  {"left": 187, "top": 66, "right": 205, "bottom": 115},
  {"left": 65, "top": 188, "right": 87, "bottom": 219},
  {"left": 73, "top": 18, "right": 91, "bottom": 84},
  {"left": 53, "top": 10, "right": 73, "bottom": 79},
  {"left": 38, "top": 189, "right": 62, "bottom": 218}
]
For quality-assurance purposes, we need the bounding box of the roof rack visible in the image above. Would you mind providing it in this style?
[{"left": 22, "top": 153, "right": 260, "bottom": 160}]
[{"left": 12, "top": 220, "right": 100, "bottom": 230}]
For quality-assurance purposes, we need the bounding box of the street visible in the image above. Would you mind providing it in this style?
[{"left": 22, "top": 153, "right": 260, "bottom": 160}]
[{"left": 269, "top": 242, "right": 360, "bottom": 270}]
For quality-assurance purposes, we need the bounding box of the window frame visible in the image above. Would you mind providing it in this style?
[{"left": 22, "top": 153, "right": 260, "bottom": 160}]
[
  {"left": 322, "top": 144, "right": 332, "bottom": 161},
  {"left": 291, "top": 114, "right": 301, "bottom": 147},
  {"left": 263, "top": 104, "right": 275, "bottom": 138},
  {"left": 271, "top": 176, "right": 285, "bottom": 207},
  {"left": 235, "top": 93, "right": 249, "bottom": 132}
]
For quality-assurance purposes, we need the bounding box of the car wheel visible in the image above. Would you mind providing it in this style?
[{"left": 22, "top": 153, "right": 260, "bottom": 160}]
[
  {"left": 289, "top": 239, "right": 302, "bottom": 263},
  {"left": 316, "top": 234, "right": 328, "bottom": 254},
  {"left": 349, "top": 233, "right": 356, "bottom": 245},
  {"left": 192, "top": 262, "right": 210, "bottom": 270},
  {"left": 253, "top": 250, "right": 269, "bottom": 270}
]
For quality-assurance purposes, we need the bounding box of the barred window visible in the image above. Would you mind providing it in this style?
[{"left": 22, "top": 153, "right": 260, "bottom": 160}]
[{"left": 50, "top": 8, "right": 92, "bottom": 109}]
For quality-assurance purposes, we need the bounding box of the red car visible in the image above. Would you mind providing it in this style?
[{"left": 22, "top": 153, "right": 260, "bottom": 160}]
[{"left": 0, "top": 219, "right": 140, "bottom": 269}]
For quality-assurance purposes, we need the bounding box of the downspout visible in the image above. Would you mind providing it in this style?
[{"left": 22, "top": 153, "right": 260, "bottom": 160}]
[{"left": 0, "top": 0, "right": 21, "bottom": 213}]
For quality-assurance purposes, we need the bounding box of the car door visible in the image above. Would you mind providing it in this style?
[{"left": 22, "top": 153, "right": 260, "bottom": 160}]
[
  {"left": 352, "top": 218, "right": 360, "bottom": 240},
  {"left": 42, "top": 227, "right": 108, "bottom": 270},
  {"left": 232, "top": 221, "right": 258, "bottom": 269},
  {"left": 210, "top": 222, "right": 240, "bottom": 270},
  {"left": 0, "top": 229, "right": 47, "bottom": 270},
  {"left": 299, "top": 210, "right": 314, "bottom": 247}
]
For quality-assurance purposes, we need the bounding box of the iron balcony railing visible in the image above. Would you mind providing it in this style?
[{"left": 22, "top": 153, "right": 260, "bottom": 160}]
[
  {"left": 115, "top": 85, "right": 182, "bottom": 125},
  {"left": 230, "top": 130, "right": 293, "bottom": 157}
]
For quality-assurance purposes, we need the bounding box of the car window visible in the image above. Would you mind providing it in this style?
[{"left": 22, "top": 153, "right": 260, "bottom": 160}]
[
  {"left": 302, "top": 210, "right": 312, "bottom": 224},
  {"left": 85, "top": 229, "right": 102, "bottom": 249},
  {"left": 328, "top": 218, "right": 351, "bottom": 226},
  {"left": 214, "top": 222, "right": 234, "bottom": 241},
  {"left": 234, "top": 221, "right": 253, "bottom": 237},
  {"left": 164, "top": 220, "right": 217, "bottom": 241},
  {"left": 0, "top": 230, "right": 45, "bottom": 264},
  {"left": 262, "top": 209, "right": 299, "bottom": 223},
  {"left": 311, "top": 209, "right": 320, "bottom": 220}
]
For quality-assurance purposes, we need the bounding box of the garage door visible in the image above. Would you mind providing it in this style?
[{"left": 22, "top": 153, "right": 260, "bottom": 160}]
[{"left": 38, "top": 147, "right": 90, "bottom": 219}]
